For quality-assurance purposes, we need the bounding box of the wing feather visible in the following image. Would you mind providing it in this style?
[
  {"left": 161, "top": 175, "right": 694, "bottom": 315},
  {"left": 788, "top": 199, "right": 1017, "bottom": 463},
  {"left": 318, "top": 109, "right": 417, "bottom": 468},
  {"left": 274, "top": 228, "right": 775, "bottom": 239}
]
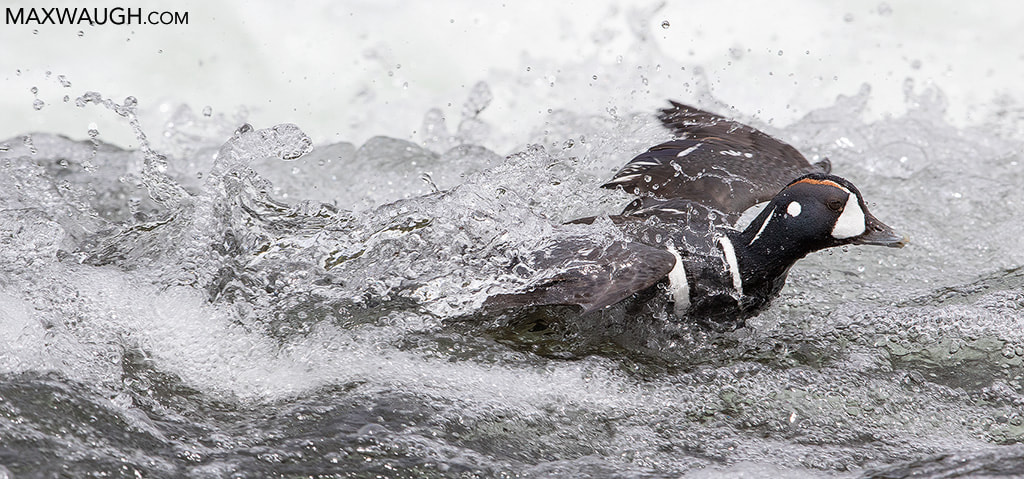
[
  {"left": 602, "top": 102, "right": 830, "bottom": 219},
  {"left": 484, "top": 241, "right": 676, "bottom": 313}
]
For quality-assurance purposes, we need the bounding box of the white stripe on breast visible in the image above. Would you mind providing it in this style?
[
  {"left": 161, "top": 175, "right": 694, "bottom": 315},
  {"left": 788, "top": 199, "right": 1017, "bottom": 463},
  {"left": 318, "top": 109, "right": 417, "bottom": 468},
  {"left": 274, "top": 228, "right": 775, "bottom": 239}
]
[
  {"left": 666, "top": 244, "right": 691, "bottom": 315},
  {"left": 717, "top": 236, "right": 743, "bottom": 297}
]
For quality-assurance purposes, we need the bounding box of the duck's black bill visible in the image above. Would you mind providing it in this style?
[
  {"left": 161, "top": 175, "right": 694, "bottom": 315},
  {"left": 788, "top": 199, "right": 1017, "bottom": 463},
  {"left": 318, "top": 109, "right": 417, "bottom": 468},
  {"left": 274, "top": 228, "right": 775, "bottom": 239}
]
[{"left": 853, "top": 213, "right": 908, "bottom": 248}]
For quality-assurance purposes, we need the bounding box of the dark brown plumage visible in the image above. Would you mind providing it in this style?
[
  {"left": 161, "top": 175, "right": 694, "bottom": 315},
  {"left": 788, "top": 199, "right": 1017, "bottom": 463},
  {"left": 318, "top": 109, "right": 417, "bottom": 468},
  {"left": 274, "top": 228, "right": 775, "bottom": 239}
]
[{"left": 602, "top": 102, "right": 830, "bottom": 220}]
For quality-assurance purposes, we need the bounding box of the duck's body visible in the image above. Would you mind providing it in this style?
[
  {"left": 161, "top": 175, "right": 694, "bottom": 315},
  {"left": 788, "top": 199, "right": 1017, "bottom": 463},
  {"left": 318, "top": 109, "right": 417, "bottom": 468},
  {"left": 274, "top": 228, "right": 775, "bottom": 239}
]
[{"left": 486, "top": 102, "right": 905, "bottom": 329}]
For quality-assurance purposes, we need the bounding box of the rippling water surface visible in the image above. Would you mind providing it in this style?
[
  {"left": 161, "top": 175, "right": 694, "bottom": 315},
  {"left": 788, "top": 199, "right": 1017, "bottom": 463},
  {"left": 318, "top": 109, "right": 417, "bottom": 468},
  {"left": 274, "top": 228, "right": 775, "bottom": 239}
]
[{"left": 3, "top": 4, "right": 1024, "bottom": 479}]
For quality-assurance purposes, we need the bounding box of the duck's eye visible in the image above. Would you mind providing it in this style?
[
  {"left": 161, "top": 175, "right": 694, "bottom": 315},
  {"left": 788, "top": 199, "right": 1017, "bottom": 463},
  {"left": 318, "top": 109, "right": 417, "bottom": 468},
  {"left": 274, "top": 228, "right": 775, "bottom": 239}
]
[{"left": 826, "top": 198, "right": 845, "bottom": 212}]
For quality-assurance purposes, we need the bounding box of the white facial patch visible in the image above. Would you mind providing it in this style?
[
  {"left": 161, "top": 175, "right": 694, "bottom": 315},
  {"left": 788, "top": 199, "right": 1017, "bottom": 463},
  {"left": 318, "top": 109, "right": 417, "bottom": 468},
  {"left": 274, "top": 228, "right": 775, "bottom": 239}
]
[
  {"left": 786, "top": 201, "right": 802, "bottom": 217},
  {"left": 666, "top": 244, "right": 691, "bottom": 315},
  {"left": 831, "top": 192, "right": 866, "bottom": 239}
]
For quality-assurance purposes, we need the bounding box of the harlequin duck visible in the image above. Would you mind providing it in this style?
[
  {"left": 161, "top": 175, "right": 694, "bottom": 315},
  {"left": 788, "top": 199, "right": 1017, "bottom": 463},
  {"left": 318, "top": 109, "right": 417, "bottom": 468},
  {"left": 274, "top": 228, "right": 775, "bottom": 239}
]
[{"left": 485, "top": 102, "right": 906, "bottom": 330}]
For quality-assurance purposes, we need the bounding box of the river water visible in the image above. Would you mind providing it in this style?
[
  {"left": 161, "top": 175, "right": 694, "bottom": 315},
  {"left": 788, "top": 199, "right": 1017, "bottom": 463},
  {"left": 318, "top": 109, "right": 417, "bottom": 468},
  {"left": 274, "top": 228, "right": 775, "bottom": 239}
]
[{"left": 2, "top": 2, "right": 1024, "bottom": 478}]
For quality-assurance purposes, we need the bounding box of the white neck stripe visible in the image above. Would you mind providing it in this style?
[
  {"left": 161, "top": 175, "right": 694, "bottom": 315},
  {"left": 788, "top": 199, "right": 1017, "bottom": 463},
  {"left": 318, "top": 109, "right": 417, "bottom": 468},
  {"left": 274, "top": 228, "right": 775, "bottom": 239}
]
[
  {"left": 717, "top": 236, "right": 743, "bottom": 296},
  {"left": 748, "top": 208, "right": 774, "bottom": 246}
]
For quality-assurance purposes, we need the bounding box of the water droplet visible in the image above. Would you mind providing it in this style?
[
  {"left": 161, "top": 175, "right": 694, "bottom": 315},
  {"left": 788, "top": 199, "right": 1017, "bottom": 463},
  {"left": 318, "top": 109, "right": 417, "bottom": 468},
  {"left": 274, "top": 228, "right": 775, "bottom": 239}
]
[
  {"left": 661, "top": 20, "right": 671, "bottom": 29},
  {"left": 22, "top": 135, "right": 36, "bottom": 154},
  {"left": 778, "top": 50, "right": 784, "bottom": 56},
  {"left": 460, "top": 81, "right": 491, "bottom": 118},
  {"left": 643, "top": 174, "right": 652, "bottom": 183},
  {"left": 32, "top": 99, "right": 44, "bottom": 110},
  {"left": 449, "top": 18, "right": 455, "bottom": 24},
  {"left": 592, "top": 75, "right": 598, "bottom": 80},
  {"left": 420, "top": 173, "right": 439, "bottom": 193},
  {"left": 30, "top": 86, "right": 38, "bottom": 95},
  {"left": 123, "top": 96, "right": 137, "bottom": 108},
  {"left": 62, "top": 95, "right": 69, "bottom": 102},
  {"left": 910, "top": 59, "right": 922, "bottom": 70},
  {"left": 202, "top": 105, "right": 213, "bottom": 117},
  {"left": 88, "top": 129, "right": 99, "bottom": 138},
  {"left": 77, "top": 30, "right": 84, "bottom": 37},
  {"left": 57, "top": 75, "right": 71, "bottom": 87}
]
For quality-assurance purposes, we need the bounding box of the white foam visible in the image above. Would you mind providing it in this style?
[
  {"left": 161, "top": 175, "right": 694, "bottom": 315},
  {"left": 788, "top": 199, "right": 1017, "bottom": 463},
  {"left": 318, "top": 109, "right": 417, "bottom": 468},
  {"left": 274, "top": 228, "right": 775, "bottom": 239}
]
[{"left": 0, "top": 291, "right": 54, "bottom": 374}]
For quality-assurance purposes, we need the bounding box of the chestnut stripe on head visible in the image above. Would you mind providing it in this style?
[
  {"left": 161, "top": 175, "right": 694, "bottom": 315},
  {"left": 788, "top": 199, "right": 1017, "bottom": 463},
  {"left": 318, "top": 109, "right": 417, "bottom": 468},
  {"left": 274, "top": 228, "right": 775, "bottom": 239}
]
[{"left": 789, "top": 177, "right": 846, "bottom": 190}]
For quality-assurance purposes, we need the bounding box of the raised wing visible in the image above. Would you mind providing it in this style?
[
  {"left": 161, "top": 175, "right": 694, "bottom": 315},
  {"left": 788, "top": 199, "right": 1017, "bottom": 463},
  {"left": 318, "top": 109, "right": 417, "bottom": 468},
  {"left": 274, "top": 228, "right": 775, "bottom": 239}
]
[
  {"left": 602, "top": 102, "right": 830, "bottom": 219},
  {"left": 483, "top": 240, "right": 676, "bottom": 314}
]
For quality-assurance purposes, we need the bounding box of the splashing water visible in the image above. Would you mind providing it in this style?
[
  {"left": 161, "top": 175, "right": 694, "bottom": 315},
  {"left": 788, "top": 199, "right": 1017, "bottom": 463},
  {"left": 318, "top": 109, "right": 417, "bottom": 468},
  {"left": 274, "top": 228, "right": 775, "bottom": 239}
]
[
  {"left": 4, "top": 20, "right": 1024, "bottom": 479},
  {"left": 1, "top": 79, "right": 1022, "bottom": 478}
]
